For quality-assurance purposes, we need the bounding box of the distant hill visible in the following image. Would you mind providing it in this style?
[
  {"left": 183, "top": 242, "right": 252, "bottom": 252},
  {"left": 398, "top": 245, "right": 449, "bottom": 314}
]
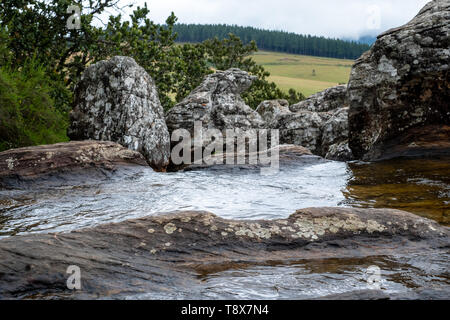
[
  {"left": 173, "top": 24, "right": 371, "bottom": 60},
  {"left": 356, "top": 35, "right": 377, "bottom": 45}
]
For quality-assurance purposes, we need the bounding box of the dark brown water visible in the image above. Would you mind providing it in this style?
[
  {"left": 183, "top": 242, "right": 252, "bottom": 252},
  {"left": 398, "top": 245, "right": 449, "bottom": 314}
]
[{"left": 343, "top": 157, "right": 450, "bottom": 226}]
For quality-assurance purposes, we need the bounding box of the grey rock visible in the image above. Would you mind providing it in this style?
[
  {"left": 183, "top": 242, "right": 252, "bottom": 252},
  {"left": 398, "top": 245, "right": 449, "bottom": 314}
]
[
  {"left": 166, "top": 68, "right": 264, "bottom": 136},
  {"left": 68, "top": 56, "right": 170, "bottom": 171},
  {"left": 321, "top": 107, "right": 353, "bottom": 160},
  {"left": 290, "top": 84, "right": 348, "bottom": 113},
  {"left": 325, "top": 141, "right": 353, "bottom": 161},
  {"left": 348, "top": 0, "right": 450, "bottom": 160},
  {"left": 275, "top": 111, "right": 329, "bottom": 153},
  {"left": 262, "top": 85, "right": 352, "bottom": 160},
  {"left": 182, "top": 144, "right": 315, "bottom": 172},
  {"left": 165, "top": 69, "right": 265, "bottom": 170},
  {"left": 255, "top": 99, "right": 290, "bottom": 125}
]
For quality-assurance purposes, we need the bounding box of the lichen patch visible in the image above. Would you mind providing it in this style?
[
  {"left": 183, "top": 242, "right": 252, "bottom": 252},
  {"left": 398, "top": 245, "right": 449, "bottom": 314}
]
[
  {"left": 5, "top": 158, "right": 15, "bottom": 170},
  {"left": 164, "top": 223, "right": 177, "bottom": 234}
]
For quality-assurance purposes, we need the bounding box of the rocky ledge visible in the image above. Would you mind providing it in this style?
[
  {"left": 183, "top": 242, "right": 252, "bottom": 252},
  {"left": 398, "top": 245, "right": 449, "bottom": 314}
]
[
  {"left": 181, "top": 144, "right": 315, "bottom": 172},
  {"left": 0, "top": 141, "right": 148, "bottom": 188},
  {"left": 0, "top": 207, "right": 447, "bottom": 299}
]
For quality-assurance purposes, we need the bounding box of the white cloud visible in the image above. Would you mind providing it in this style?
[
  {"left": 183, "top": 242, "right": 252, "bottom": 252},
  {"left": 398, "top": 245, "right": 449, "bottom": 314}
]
[{"left": 105, "top": 0, "right": 431, "bottom": 39}]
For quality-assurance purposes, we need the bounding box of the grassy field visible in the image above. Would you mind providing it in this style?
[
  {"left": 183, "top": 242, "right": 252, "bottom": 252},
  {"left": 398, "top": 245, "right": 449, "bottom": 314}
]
[{"left": 251, "top": 51, "right": 354, "bottom": 98}]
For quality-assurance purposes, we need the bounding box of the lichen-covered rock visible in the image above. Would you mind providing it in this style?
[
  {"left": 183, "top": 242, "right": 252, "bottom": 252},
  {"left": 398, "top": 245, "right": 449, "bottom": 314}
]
[
  {"left": 165, "top": 68, "right": 264, "bottom": 141},
  {"left": 0, "top": 207, "right": 447, "bottom": 299},
  {"left": 321, "top": 107, "right": 353, "bottom": 160},
  {"left": 255, "top": 99, "right": 290, "bottom": 125},
  {"left": 325, "top": 141, "right": 353, "bottom": 161},
  {"left": 274, "top": 111, "right": 328, "bottom": 153},
  {"left": 348, "top": 0, "right": 450, "bottom": 160},
  {"left": 0, "top": 141, "right": 148, "bottom": 188},
  {"left": 289, "top": 85, "right": 348, "bottom": 113},
  {"left": 68, "top": 56, "right": 170, "bottom": 170},
  {"left": 261, "top": 85, "right": 352, "bottom": 160}
]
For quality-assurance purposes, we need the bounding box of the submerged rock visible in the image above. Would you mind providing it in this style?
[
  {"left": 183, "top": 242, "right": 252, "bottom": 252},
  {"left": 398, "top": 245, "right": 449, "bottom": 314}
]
[
  {"left": 0, "top": 207, "right": 447, "bottom": 299},
  {"left": 348, "top": 0, "right": 450, "bottom": 160},
  {"left": 0, "top": 141, "right": 148, "bottom": 188},
  {"left": 68, "top": 56, "right": 170, "bottom": 170}
]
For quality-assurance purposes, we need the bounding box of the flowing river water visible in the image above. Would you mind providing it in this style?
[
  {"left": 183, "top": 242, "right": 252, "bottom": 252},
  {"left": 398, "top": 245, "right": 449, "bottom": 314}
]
[{"left": 1, "top": 156, "right": 449, "bottom": 299}]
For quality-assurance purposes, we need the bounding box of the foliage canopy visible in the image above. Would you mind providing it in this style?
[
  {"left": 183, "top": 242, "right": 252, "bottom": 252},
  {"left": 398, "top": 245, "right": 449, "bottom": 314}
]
[{"left": 0, "top": 0, "right": 305, "bottom": 151}]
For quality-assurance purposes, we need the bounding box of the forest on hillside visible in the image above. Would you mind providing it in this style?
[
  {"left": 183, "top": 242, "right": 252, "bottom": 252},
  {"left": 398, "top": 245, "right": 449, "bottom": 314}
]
[{"left": 173, "top": 24, "right": 371, "bottom": 60}]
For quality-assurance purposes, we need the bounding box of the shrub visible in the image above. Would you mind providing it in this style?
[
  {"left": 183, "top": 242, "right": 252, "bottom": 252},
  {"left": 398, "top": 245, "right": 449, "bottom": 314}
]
[{"left": 0, "top": 59, "right": 70, "bottom": 151}]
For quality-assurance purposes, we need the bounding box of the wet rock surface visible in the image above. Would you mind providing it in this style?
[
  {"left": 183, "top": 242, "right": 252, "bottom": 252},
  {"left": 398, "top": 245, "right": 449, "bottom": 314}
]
[
  {"left": 182, "top": 144, "right": 314, "bottom": 171},
  {"left": 0, "top": 141, "right": 148, "bottom": 189},
  {"left": 68, "top": 56, "right": 170, "bottom": 170},
  {"left": 0, "top": 207, "right": 447, "bottom": 299},
  {"left": 348, "top": 0, "right": 450, "bottom": 161},
  {"left": 317, "top": 288, "right": 450, "bottom": 300}
]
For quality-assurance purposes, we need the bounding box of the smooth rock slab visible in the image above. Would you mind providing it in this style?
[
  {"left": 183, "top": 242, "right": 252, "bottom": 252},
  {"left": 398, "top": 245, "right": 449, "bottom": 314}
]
[
  {"left": 0, "top": 141, "right": 148, "bottom": 188},
  {"left": 182, "top": 144, "right": 315, "bottom": 172},
  {"left": 0, "top": 207, "right": 447, "bottom": 299}
]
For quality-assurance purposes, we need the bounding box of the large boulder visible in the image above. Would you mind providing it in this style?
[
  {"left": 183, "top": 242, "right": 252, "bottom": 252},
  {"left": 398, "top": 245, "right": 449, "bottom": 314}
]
[
  {"left": 259, "top": 85, "right": 353, "bottom": 160},
  {"left": 273, "top": 111, "right": 329, "bottom": 153},
  {"left": 348, "top": 0, "right": 450, "bottom": 160},
  {"left": 68, "top": 56, "right": 170, "bottom": 171},
  {"left": 166, "top": 68, "right": 264, "bottom": 141}
]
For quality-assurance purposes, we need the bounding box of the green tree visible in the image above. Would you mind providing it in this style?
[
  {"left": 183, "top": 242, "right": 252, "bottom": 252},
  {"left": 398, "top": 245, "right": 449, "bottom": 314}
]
[
  {"left": 203, "top": 34, "right": 305, "bottom": 108},
  {"left": 0, "top": 58, "right": 70, "bottom": 151},
  {"left": 0, "top": 1, "right": 306, "bottom": 151}
]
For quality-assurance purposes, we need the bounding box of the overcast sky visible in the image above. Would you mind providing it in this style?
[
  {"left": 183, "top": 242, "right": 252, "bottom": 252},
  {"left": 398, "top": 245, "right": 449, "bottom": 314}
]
[{"left": 107, "top": 0, "right": 431, "bottom": 39}]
